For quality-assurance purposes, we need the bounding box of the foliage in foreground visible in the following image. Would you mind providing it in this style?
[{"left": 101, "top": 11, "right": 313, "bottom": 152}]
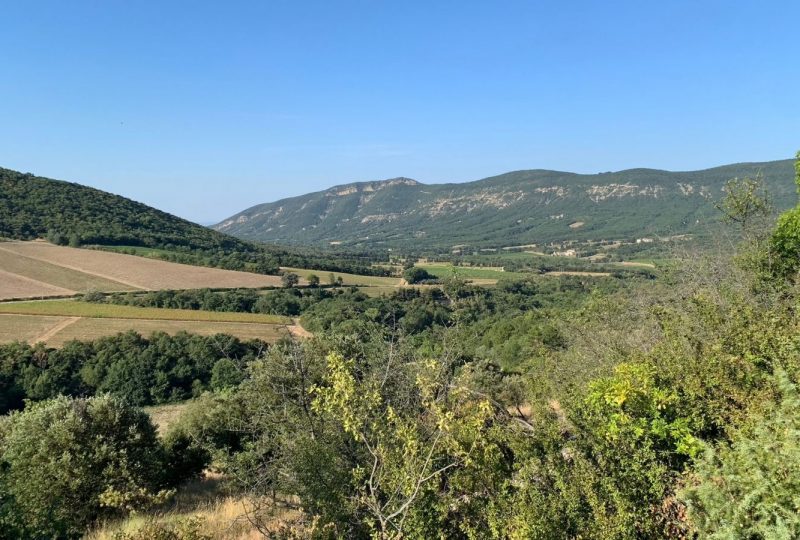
[
  {"left": 0, "top": 331, "right": 266, "bottom": 414},
  {"left": 682, "top": 370, "right": 800, "bottom": 538},
  {"left": 0, "top": 395, "right": 202, "bottom": 539}
]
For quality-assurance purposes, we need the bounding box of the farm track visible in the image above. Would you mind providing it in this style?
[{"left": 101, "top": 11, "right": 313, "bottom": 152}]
[
  {"left": 288, "top": 319, "right": 313, "bottom": 339},
  {"left": 31, "top": 316, "right": 81, "bottom": 344}
]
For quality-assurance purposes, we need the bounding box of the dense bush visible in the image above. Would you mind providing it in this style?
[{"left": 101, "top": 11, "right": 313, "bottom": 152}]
[
  {"left": 89, "top": 287, "right": 337, "bottom": 318},
  {"left": 682, "top": 370, "right": 800, "bottom": 537},
  {"left": 0, "top": 395, "right": 187, "bottom": 539},
  {"left": 0, "top": 331, "right": 266, "bottom": 414},
  {"left": 402, "top": 266, "right": 437, "bottom": 284}
]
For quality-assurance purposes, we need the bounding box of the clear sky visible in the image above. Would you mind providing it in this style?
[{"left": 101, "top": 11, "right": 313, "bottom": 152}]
[{"left": 1, "top": 1, "right": 798, "bottom": 223}]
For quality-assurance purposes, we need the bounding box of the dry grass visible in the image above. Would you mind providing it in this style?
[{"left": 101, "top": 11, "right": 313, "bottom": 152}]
[
  {"left": 0, "top": 300, "right": 291, "bottom": 324},
  {"left": 0, "top": 247, "right": 136, "bottom": 293},
  {"left": 0, "top": 313, "right": 71, "bottom": 343},
  {"left": 281, "top": 267, "right": 400, "bottom": 287},
  {"left": 0, "top": 242, "right": 283, "bottom": 290},
  {"left": 44, "top": 318, "right": 290, "bottom": 347},
  {"left": 144, "top": 402, "right": 192, "bottom": 436},
  {"left": 86, "top": 474, "right": 302, "bottom": 540}
]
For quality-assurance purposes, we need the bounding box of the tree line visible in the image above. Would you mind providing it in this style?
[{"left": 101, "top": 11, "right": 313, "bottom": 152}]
[{"left": 0, "top": 331, "right": 267, "bottom": 415}]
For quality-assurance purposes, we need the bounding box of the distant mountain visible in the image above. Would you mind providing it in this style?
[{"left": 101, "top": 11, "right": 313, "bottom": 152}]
[
  {"left": 215, "top": 160, "right": 797, "bottom": 250},
  {"left": 0, "top": 167, "right": 252, "bottom": 252}
]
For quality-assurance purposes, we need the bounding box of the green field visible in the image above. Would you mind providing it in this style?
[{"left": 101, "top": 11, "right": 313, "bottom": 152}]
[
  {"left": 282, "top": 267, "right": 400, "bottom": 287},
  {"left": 0, "top": 300, "right": 291, "bottom": 324},
  {"left": 416, "top": 263, "right": 529, "bottom": 281}
]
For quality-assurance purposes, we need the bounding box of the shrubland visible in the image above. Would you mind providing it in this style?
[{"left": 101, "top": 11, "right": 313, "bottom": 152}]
[{"left": 3, "top": 154, "right": 800, "bottom": 538}]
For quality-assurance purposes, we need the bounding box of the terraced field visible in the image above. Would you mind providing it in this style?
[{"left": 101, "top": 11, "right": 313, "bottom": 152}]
[{"left": 0, "top": 241, "right": 284, "bottom": 299}]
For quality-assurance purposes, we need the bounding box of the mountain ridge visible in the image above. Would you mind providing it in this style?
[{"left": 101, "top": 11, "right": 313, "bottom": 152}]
[{"left": 215, "top": 159, "right": 797, "bottom": 250}]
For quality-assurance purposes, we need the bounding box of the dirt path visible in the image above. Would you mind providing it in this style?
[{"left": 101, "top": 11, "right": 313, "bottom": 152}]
[
  {"left": 0, "top": 245, "right": 145, "bottom": 290},
  {"left": 31, "top": 316, "right": 81, "bottom": 344},
  {"left": 0, "top": 268, "right": 76, "bottom": 296},
  {"left": 288, "top": 319, "right": 313, "bottom": 339}
]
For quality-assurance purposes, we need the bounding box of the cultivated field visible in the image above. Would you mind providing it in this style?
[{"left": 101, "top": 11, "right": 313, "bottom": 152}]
[
  {"left": 0, "top": 313, "right": 71, "bottom": 343},
  {"left": 0, "top": 269, "right": 74, "bottom": 300},
  {"left": 0, "top": 300, "right": 294, "bottom": 347},
  {"left": 281, "top": 266, "right": 400, "bottom": 287},
  {"left": 46, "top": 318, "right": 289, "bottom": 348},
  {"left": 417, "top": 263, "right": 615, "bottom": 281},
  {"left": 0, "top": 300, "right": 291, "bottom": 324},
  {"left": 0, "top": 242, "right": 283, "bottom": 297},
  {"left": 416, "top": 263, "right": 528, "bottom": 281},
  {"left": 0, "top": 247, "right": 137, "bottom": 294}
]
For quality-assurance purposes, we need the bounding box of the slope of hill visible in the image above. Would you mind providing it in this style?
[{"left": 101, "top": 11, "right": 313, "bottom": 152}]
[
  {"left": 0, "top": 167, "right": 252, "bottom": 252},
  {"left": 215, "top": 160, "right": 796, "bottom": 250}
]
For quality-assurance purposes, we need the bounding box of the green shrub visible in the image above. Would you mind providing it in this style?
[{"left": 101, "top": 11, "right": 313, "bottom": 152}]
[
  {"left": 403, "top": 266, "right": 435, "bottom": 284},
  {"left": 0, "top": 395, "right": 171, "bottom": 539},
  {"left": 682, "top": 370, "right": 800, "bottom": 538}
]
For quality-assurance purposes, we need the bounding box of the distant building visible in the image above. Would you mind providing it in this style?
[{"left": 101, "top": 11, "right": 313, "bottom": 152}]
[{"left": 553, "top": 249, "right": 578, "bottom": 257}]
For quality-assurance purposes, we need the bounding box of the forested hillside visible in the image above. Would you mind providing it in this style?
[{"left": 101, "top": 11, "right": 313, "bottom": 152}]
[
  {"left": 0, "top": 167, "right": 248, "bottom": 251},
  {"left": 215, "top": 159, "right": 796, "bottom": 250}
]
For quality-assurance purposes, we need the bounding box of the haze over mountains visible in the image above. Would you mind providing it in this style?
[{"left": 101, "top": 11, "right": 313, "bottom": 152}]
[{"left": 215, "top": 159, "right": 796, "bottom": 250}]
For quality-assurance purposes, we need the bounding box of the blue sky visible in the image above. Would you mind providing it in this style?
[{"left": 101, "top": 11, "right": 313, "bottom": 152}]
[{"left": 1, "top": 1, "right": 798, "bottom": 223}]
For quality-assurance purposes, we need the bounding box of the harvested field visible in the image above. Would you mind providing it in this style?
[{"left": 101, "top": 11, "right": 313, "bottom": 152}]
[
  {"left": 0, "top": 242, "right": 283, "bottom": 291},
  {"left": 0, "top": 269, "right": 75, "bottom": 300},
  {"left": 0, "top": 313, "right": 71, "bottom": 343},
  {"left": 0, "top": 248, "right": 136, "bottom": 293},
  {"left": 0, "top": 300, "right": 291, "bottom": 324},
  {"left": 46, "top": 318, "right": 289, "bottom": 347},
  {"left": 0, "top": 299, "right": 297, "bottom": 346}
]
